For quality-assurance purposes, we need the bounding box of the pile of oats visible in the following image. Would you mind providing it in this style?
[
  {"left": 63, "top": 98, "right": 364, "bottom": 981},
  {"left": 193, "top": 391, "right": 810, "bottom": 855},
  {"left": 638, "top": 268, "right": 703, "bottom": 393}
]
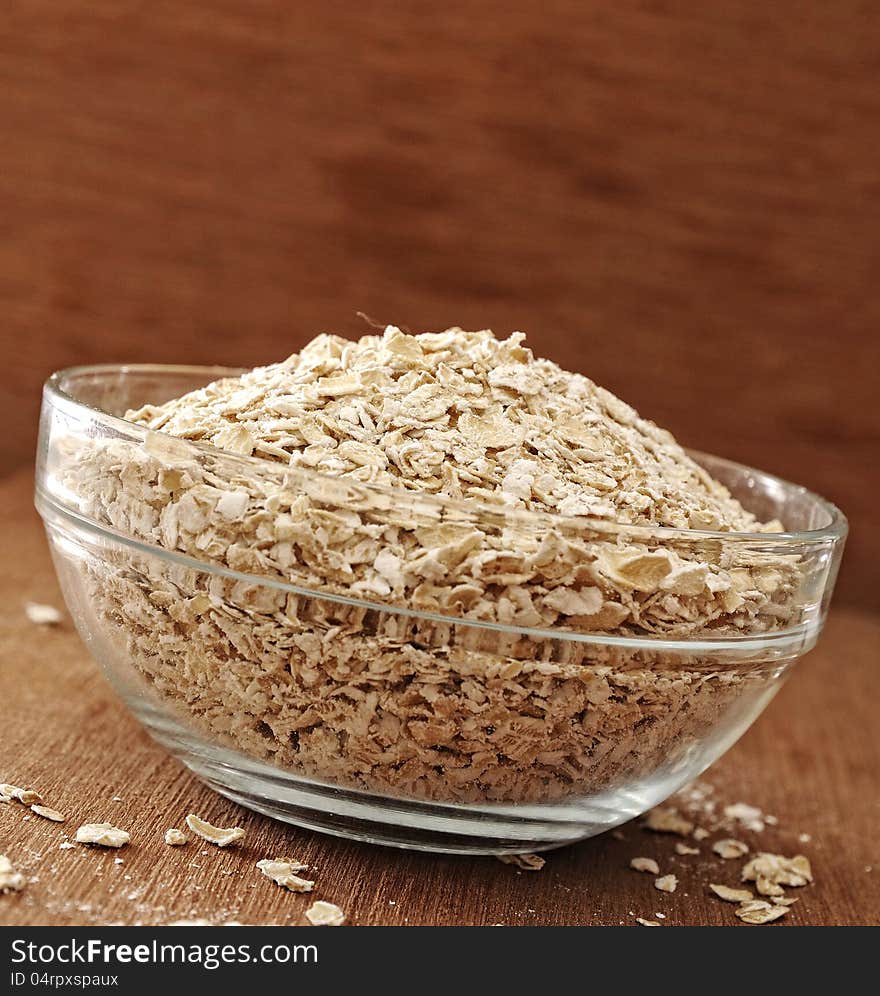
[
  {"left": 60, "top": 327, "right": 800, "bottom": 804},
  {"left": 127, "top": 328, "right": 772, "bottom": 534}
]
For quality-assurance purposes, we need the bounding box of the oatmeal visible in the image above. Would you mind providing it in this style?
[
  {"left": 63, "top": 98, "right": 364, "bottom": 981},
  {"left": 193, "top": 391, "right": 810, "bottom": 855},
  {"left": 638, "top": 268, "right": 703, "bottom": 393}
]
[
  {"left": 305, "top": 900, "right": 345, "bottom": 926},
  {"left": 742, "top": 853, "right": 812, "bottom": 889},
  {"left": 630, "top": 857, "right": 660, "bottom": 875},
  {"left": 734, "top": 900, "right": 789, "bottom": 925},
  {"left": 75, "top": 824, "right": 130, "bottom": 848},
  {"left": 31, "top": 805, "right": 66, "bottom": 823},
  {"left": 57, "top": 327, "right": 801, "bottom": 805},
  {"left": 654, "top": 874, "right": 678, "bottom": 893},
  {"left": 713, "top": 839, "right": 750, "bottom": 860},
  {"left": 184, "top": 814, "right": 245, "bottom": 848},
  {"left": 1, "top": 784, "right": 43, "bottom": 806},
  {"left": 24, "top": 602, "right": 63, "bottom": 625},
  {"left": 0, "top": 855, "right": 26, "bottom": 894},
  {"left": 256, "top": 858, "right": 314, "bottom": 893},
  {"left": 709, "top": 884, "right": 754, "bottom": 903},
  {"left": 497, "top": 853, "right": 546, "bottom": 871}
]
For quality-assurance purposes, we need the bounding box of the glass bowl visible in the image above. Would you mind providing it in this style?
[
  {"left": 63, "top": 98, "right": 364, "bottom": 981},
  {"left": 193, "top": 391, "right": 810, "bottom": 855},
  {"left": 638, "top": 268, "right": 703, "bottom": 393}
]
[{"left": 35, "top": 365, "right": 847, "bottom": 854}]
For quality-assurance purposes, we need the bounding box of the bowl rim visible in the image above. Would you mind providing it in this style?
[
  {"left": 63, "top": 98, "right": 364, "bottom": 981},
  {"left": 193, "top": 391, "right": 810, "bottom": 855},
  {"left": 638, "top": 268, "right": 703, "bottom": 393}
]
[{"left": 42, "top": 362, "right": 849, "bottom": 547}]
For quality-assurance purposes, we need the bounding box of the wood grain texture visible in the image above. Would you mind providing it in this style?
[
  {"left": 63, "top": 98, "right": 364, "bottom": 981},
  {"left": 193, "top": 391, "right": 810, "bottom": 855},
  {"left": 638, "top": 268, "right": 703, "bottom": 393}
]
[
  {"left": 0, "top": 469, "right": 877, "bottom": 926},
  {"left": 0, "top": 2, "right": 877, "bottom": 609}
]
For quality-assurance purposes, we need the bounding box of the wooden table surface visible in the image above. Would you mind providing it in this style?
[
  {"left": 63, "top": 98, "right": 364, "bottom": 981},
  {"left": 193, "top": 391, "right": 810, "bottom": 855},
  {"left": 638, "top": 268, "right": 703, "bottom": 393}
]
[{"left": 1, "top": 468, "right": 877, "bottom": 927}]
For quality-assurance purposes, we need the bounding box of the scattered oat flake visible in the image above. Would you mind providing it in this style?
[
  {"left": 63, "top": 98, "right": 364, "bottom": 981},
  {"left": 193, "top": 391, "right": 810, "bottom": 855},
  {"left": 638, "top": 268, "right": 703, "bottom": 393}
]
[
  {"left": 755, "top": 875, "right": 785, "bottom": 898},
  {"left": 710, "top": 884, "right": 754, "bottom": 903},
  {"left": 636, "top": 917, "right": 661, "bottom": 926},
  {"left": 185, "top": 814, "right": 245, "bottom": 848},
  {"left": 164, "top": 829, "right": 188, "bottom": 846},
  {"left": 693, "top": 828, "right": 710, "bottom": 841},
  {"left": 31, "top": 804, "right": 65, "bottom": 823},
  {"left": 59, "top": 841, "right": 76, "bottom": 850},
  {"left": 654, "top": 874, "right": 678, "bottom": 893},
  {"left": 675, "top": 842, "right": 700, "bottom": 856},
  {"left": 497, "top": 853, "right": 545, "bottom": 871},
  {"left": 305, "top": 900, "right": 345, "bottom": 926},
  {"left": 630, "top": 857, "right": 660, "bottom": 875},
  {"left": 713, "top": 838, "right": 749, "bottom": 860},
  {"left": 735, "top": 902, "right": 789, "bottom": 925},
  {"left": 75, "top": 823, "right": 130, "bottom": 848},
  {"left": 24, "top": 602, "right": 63, "bottom": 625},
  {"left": 723, "top": 802, "right": 765, "bottom": 832},
  {"left": 644, "top": 808, "right": 694, "bottom": 837},
  {"left": 0, "top": 855, "right": 26, "bottom": 893},
  {"left": 798, "top": 833, "right": 812, "bottom": 844},
  {"left": 257, "top": 859, "right": 314, "bottom": 893},
  {"left": 742, "top": 853, "right": 812, "bottom": 888},
  {"left": 0, "top": 784, "right": 43, "bottom": 806},
  {"left": 737, "top": 899, "right": 771, "bottom": 914}
]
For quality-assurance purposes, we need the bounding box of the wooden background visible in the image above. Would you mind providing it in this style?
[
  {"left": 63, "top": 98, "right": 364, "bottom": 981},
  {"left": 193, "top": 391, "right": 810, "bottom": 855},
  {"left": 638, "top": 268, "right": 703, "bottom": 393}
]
[{"left": 0, "top": 1, "right": 877, "bottom": 610}]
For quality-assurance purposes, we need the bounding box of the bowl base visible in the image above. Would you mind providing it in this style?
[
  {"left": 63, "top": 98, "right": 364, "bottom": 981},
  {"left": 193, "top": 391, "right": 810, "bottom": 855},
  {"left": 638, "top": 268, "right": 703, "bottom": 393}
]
[
  {"left": 203, "top": 780, "right": 587, "bottom": 854},
  {"left": 124, "top": 689, "right": 741, "bottom": 855},
  {"left": 172, "top": 733, "right": 698, "bottom": 855}
]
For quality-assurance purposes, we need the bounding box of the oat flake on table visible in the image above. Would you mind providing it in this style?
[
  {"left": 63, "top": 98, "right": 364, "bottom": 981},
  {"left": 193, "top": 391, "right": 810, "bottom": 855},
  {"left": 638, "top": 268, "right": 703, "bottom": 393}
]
[
  {"left": 31, "top": 804, "right": 65, "bottom": 823},
  {"left": 75, "top": 823, "right": 130, "bottom": 848},
  {"left": 305, "top": 900, "right": 346, "bottom": 926},
  {"left": 497, "top": 853, "right": 546, "bottom": 871},
  {"left": 24, "top": 602, "right": 63, "bottom": 625},
  {"left": 742, "top": 853, "right": 812, "bottom": 888},
  {"left": 713, "top": 838, "right": 750, "bottom": 860},
  {"left": 654, "top": 874, "right": 678, "bottom": 893},
  {"left": 64, "top": 327, "right": 800, "bottom": 807},
  {"left": 184, "top": 814, "right": 245, "bottom": 848},
  {"left": 630, "top": 857, "right": 660, "bottom": 875},
  {"left": 256, "top": 858, "right": 314, "bottom": 893},
  {"left": 0, "top": 855, "right": 26, "bottom": 893},
  {"left": 1, "top": 784, "right": 43, "bottom": 806}
]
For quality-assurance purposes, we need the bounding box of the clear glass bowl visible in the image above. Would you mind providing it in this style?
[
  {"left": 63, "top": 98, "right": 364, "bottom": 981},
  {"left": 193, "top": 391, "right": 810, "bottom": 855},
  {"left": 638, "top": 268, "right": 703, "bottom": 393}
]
[{"left": 35, "top": 365, "right": 847, "bottom": 853}]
